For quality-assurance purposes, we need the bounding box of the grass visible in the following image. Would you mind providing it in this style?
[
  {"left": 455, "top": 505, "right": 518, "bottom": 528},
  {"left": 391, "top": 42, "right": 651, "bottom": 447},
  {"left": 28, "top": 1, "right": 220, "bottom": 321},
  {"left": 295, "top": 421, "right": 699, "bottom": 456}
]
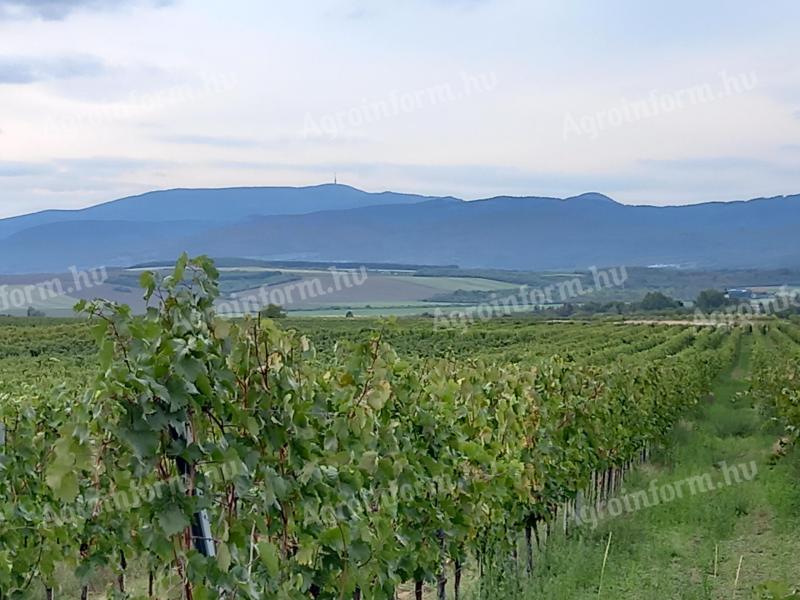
[{"left": 514, "top": 332, "right": 800, "bottom": 599}]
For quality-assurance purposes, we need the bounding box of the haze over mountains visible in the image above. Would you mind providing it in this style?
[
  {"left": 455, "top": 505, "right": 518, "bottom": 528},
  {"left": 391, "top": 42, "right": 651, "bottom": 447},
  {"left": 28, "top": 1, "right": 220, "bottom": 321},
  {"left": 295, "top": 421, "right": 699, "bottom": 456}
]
[{"left": 3, "top": 184, "right": 799, "bottom": 273}]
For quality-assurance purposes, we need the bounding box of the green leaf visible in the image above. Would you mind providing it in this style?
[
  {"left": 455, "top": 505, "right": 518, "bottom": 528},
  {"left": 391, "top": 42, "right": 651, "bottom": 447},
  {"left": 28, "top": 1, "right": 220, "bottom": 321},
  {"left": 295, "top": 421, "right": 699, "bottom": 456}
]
[
  {"left": 319, "top": 527, "right": 344, "bottom": 551},
  {"left": 217, "top": 541, "right": 231, "bottom": 572},
  {"left": 46, "top": 468, "right": 79, "bottom": 502},
  {"left": 366, "top": 380, "right": 391, "bottom": 410},
  {"left": 139, "top": 271, "right": 156, "bottom": 299},
  {"left": 258, "top": 541, "right": 280, "bottom": 577},
  {"left": 173, "top": 253, "right": 188, "bottom": 283},
  {"left": 98, "top": 338, "right": 114, "bottom": 371},
  {"left": 359, "top": 451, "right": 379, "bottom": 474},
  {"left": 158, "top": 505, "right": 190, "bottom": 537},
  {"left": 192, "top": 584, "right": 212, "bottom": 600},
  {"left": 295, "top": 539, "right": 315, "bottom": 566},
  {"left": 349, "top": 540, "right": 371, "bottom": 563}
]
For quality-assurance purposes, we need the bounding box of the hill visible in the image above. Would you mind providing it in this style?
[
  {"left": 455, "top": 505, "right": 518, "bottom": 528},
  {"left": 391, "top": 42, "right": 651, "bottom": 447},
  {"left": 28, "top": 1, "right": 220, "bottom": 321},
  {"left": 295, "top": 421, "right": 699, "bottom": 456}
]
[
  {"left": 0, "top": 184, "right": 439, "bottom": 240},
  {"left": 2, "top": 186, "right": 799, "bottom": 272}
]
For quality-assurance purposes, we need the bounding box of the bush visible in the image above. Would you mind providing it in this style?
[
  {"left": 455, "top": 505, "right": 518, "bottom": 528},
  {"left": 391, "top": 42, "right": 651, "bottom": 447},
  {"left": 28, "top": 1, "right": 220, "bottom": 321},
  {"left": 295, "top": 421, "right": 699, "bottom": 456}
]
[{"left": 260, "top": 303, "right": 287, "bottom": 319}]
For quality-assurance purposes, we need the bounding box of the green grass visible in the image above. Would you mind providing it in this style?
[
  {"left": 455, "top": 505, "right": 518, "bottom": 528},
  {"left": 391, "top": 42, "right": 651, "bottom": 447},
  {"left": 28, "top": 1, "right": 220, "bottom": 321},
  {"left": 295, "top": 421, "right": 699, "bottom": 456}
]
[{"left": 516, "top": 332, "right": 800, "bottom": 599}]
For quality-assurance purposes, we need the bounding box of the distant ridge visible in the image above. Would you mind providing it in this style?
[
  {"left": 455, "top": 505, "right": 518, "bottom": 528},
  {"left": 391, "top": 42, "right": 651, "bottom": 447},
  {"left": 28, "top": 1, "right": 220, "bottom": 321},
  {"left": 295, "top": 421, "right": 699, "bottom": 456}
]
[
  {"left": 1, "top": 185, "right": 799, "bottom": 273},
  {"left": 0, "top": 184, "right": 441, "bottom": 239}
]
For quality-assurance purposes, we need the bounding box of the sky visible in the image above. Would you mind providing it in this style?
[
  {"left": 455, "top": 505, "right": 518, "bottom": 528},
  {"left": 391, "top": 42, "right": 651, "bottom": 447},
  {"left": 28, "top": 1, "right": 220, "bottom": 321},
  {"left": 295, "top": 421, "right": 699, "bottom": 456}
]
[{"left": 0, "top": 0, "right": 799, "bottom": 218}]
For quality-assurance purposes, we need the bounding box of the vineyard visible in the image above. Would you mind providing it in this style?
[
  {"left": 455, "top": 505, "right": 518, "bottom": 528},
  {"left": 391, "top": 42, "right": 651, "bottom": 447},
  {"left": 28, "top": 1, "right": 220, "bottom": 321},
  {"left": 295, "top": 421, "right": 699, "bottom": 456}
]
[{"left": 1, "top": 256, "right": 798, "bottom": 599}]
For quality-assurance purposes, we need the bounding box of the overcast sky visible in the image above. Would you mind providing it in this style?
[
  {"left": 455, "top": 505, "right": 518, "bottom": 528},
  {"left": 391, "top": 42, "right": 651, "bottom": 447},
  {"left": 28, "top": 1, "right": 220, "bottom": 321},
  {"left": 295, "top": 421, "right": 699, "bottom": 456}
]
[{"left": 0, "top": 0, "right": 799, "bottom": 217}]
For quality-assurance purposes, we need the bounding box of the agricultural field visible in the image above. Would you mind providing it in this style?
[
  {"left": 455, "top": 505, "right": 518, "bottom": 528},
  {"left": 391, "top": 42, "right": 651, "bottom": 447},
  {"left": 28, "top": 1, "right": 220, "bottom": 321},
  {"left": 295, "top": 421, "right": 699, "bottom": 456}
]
[
  {"left": 6, "top": 263, "right": 799, "bottom": 320},
  {"left": 1, "top": 259, "right": 800, "bottom": 599},
  {"left": 0, "top": 265, "right": 526, "bottom": 319}
]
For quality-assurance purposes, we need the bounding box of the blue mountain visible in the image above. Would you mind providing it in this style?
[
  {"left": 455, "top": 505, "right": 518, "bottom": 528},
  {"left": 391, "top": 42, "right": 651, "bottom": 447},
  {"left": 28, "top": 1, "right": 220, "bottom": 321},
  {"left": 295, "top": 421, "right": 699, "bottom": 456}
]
[{"left": 2, "top": 186, "right": 799, "bottom": 273}]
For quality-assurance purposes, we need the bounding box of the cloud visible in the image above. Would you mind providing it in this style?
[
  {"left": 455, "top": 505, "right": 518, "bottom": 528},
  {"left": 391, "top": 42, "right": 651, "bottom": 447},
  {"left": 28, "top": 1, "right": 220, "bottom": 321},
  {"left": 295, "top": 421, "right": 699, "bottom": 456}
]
[
  {"left": 0, "top": 55, "right": 105, "bottom": 84},
  {"left": 794, "top": 109, "right": 800, "bottom": 120},
  {"left": 158, "top": 134, "right": 263, "bottom": 148},
  {"left": 57, "top": 156, "right": 172, "bottom": 173},
  {"left": 431, "top": 0, "right": 487, "bottom": 5},
  {"left": 204, "top": 160, "right": 651, "bottom": 196},
  {"left": 625, "top": 156, "right": 800, "bottom": 202},
  {"left": 0, "top": 0, "right": 171, "bottom": 20},
  {"left": 0, "top": 161, "right": 54, "bottom": 177},
  {"left": 156, "top": 133, "right": 370, "bottom": 150},
  {"left": 332, "top": 0, "right": 485, "bottom": 21},
  {"left": 0, "top": 157, "right": 172, "bottom": 181},
  {"left": 0, "top": 156, "right": 175, "bottom": 217},
  {"left": 639, "top": 156, "right": 799, "bottom": 177}
]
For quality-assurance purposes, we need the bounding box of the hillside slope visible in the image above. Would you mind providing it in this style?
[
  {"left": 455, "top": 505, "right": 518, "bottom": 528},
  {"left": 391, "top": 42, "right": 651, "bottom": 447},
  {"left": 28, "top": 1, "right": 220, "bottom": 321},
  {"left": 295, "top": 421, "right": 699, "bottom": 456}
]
[
  {"left": 2, "top": 187, "right": 799, "bottom": 272},
  {"left": 0, "top": 184, "right": 439, "bottom": 240}
]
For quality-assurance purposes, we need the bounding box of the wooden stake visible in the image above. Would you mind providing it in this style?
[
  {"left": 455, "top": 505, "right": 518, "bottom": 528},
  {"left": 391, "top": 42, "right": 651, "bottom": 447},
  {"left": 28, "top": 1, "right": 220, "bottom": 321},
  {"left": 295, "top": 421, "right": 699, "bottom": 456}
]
[
  {"left": 437, "top": 530, "right": 447, "bottom": 600},
  {"left": 525, "top": 524, "right": 534, "bottom": 574},
  {"left": 597, "top": 531, "right": 613, "bottom": 599},
  {"left": 119, "top": 549, "right": 127, "bottom": 592},
  {"left": 454, "top": 559, "right": 463, "bottom": 600},
  {"left": 733, "top": 555, "right": 744, "bottom": 594},
  {"left": 713, "top": 544, "right": 718, "bottom": 578}
]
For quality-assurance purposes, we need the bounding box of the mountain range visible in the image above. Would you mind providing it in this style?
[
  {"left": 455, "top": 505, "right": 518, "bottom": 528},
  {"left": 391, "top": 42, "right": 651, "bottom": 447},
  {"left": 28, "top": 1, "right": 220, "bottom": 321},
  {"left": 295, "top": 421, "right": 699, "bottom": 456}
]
[{"left": 2, "top": 184, "right": 799, "bottom": 273}]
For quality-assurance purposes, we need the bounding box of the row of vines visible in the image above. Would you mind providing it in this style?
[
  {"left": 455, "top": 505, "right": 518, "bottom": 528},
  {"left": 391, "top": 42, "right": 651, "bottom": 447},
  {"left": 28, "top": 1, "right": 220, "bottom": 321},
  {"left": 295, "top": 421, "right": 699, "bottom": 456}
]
[
  {"left": 749, "top": 320, "right": 800, "bottom": 444},
  {"left": 0, "top": 256, "right": 737, "bottom": 598}
]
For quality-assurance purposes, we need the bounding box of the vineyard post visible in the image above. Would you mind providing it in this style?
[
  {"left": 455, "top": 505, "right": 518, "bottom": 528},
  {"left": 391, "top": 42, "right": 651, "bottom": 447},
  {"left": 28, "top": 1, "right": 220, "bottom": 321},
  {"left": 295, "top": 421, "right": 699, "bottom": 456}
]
[
  {"left": 118, "top": 550, "right": 127, "bottom": 592},
  {"left": 171, "top": 426, "right": 216, "bottom": 558},
  {"left": 454, "top": 559, "right": 463, "bottom": 600},
  {"left": 597, "top": 469, "right": 606, "bottom": 508},
  {"left": 525, "top": 520, "right": 534, "bottom": 574},
  {"left": 512, "top": 541, "right": 519, "bottom": 577},
  {"left": 436, "top": 529, "right": 447, "bottom": 600}
]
